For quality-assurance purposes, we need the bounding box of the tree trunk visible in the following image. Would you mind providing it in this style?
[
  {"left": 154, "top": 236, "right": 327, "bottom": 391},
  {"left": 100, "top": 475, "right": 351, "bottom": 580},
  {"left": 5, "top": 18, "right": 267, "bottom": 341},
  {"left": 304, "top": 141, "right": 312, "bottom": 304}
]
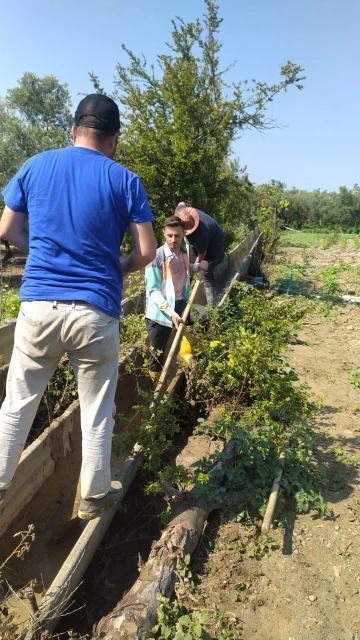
[{"left": 92, "top": 441, "right": 235, "bottom": 640}]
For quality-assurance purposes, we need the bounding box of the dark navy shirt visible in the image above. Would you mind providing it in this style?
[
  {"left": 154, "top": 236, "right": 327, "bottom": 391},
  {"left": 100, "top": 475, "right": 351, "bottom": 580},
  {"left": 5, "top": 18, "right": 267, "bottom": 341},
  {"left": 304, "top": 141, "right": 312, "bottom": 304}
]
[
  {"left": 186, "top": 209, "right": 224, "bottom": 262},
  {"left": 2, "top": 147, "right": 154, "bottom": 317}
]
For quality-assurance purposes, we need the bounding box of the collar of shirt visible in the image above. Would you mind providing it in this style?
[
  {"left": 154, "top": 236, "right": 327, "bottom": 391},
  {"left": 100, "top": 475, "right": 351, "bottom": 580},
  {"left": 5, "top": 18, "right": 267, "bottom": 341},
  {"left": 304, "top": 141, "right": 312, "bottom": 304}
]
[{"left": 163, "top": 242, "right": 187, "bottom": 261}]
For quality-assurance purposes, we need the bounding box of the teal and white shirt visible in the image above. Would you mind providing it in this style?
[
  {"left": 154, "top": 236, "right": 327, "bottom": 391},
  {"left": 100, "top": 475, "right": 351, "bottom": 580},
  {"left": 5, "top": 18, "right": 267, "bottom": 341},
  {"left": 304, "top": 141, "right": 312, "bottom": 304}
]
[{"left": 145, "top": 243, "right": 191, "bottom": 327}]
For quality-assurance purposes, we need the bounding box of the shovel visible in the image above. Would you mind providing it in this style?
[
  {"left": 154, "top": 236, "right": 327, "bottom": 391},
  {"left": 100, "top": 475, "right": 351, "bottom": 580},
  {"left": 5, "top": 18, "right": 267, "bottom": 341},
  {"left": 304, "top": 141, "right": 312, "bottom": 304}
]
[{"left": 48, "top": 272, "right": 204, "bottom": 544}]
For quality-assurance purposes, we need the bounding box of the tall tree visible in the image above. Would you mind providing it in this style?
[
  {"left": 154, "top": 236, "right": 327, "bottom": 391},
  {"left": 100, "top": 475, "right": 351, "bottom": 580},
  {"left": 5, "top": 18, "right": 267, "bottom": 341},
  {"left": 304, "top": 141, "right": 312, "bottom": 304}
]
[
  {"left": 255, "top": 182, "right": 360, "bottom": 231},
  {"left": 90, "top": 0, "right": 304, "bottom": 240},
  {"left": 0, "top": 73, "right": 72, "bottom": 195}
]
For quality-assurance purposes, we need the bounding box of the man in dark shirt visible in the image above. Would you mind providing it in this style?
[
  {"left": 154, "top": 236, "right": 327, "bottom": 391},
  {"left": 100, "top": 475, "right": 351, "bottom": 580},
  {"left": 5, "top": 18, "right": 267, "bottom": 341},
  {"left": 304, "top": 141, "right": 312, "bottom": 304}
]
[{"left": 175, "top": 203, "right": 224, "bottom": 308}]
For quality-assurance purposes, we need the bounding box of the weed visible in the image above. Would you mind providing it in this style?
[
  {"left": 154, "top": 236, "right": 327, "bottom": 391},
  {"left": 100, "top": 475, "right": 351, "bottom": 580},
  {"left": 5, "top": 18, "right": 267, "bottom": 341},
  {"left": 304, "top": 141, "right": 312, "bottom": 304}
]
[
  {"left": 302, "top": 248, "right": 313, "bottom": 266},
  {"left": 0, "top": 524, "right": 35, "bottom": 571},
  {"left": 114, "top": 389, "right": 180, "bottom": 471},
  {"left": 340, "top": 236, "right": 348, "bottom": 250},
  {"left": 321, "top": 264, "right": 350, "bottom": 295},
  {"left": 123, "top": 271, "right": 145, "bottom": 299},
  {"left": 0, "top": 525, "right": 36, "bottom": 638},
  {"left": 330, "top": 444, "right": 358, "bottom": 467},
  {"left": 120, "top": 312, "right": 147, "bottom": 347},
  {"left": 322, "top": 227, "right": 341, "bottom": 249},
  {"left": 316, "top": 300, "right": 338, "bottom": 321},
  {"left": 348, "top": 369, "right": 360, "bottom": 390},
  {"left": 233, "top": 582, "right": 249, "bottom": 603},
  {"left": 246, "top": 535, "right": 277, "bottom": 559},
  {"left": 0, "top": 285, "right": 20, "bottom": 323},
  {"left": 325, "top": 372, "right": 335, "bottom": 384},
  {"left": 295, "top": 489, "right": 331, "bottom": 516},
  {"left": 150, "top": 594, "right": 242, "bottom": 640},
  {"left": 346, "top": 504, "right": 358, "bottom": 523}
]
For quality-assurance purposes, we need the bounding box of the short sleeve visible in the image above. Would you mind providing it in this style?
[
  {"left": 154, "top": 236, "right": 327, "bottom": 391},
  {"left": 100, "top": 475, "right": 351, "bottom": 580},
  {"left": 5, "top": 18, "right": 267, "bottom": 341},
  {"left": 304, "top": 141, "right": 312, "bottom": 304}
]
[
  {"left": 129, "top": 176, "right": 154, "bottom": 224},
  {"left": 192, "top": 226, "right": 209, "bottom": 254},
  {"left": 2, "top": 163, "right": 29, "bottom": 214}
]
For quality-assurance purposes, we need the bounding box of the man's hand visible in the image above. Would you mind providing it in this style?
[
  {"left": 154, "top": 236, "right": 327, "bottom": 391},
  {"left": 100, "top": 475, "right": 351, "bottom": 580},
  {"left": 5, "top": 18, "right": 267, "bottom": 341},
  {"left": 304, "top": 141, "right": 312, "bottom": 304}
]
[
  {"left": 198, "top": 260, "right": 208, "bottom": 272},
  {"left": 0, "top": 206, "right": 29, "bottom": 254},
  {"left": 172, "top": 312, "right": 184, "bottom": 329}
]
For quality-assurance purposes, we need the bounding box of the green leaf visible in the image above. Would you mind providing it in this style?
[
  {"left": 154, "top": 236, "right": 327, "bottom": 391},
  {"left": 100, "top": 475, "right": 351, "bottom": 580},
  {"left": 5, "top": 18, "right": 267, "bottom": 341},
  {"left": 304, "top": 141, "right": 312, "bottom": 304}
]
[{"left": 178, "top": 614, "right": 191, "bottom": 627}]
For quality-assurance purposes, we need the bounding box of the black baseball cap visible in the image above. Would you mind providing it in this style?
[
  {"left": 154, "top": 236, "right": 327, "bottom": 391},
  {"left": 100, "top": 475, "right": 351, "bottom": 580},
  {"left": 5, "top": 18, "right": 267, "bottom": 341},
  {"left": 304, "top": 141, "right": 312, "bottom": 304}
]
[{"left": 74, "top": 94, "right": 120, "bottom": 131}]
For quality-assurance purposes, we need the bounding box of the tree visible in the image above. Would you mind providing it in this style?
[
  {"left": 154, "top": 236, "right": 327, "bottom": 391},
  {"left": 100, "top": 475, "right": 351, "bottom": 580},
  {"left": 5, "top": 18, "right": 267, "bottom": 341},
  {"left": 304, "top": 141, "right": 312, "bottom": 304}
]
[
  {"left": 90, "top": 0, "right": 304, "bottom": 244},
  {"left": 255, "top": 182, "right": 360, "bottom": 231},
  {"left": 253, "top": 182, "right": 289, "bottom": 257},
  {"left": 0, "top": 73, "right": 72, "bottom": 196}
]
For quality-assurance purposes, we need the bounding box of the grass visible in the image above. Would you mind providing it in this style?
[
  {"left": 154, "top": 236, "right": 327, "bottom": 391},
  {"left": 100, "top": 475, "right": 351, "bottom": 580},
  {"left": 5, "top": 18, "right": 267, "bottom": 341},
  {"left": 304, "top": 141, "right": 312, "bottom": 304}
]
[
  {"left": 278, "top": 231, "right": 329, "bottom": 248},
  {"left": 278, "top": 230, "right": 356, "bottom": 249},
  {"left": 270, "top": 263, "right": 316, "bottom": 296}
]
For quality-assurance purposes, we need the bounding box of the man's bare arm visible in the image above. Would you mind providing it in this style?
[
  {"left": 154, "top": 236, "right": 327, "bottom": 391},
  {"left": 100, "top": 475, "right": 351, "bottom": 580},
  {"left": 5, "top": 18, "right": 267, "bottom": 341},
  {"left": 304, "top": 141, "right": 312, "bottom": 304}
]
[
  {"left": 122, "top": 221, "right": 157, "bottom": 275},
  {"left": 195, "top": 250, "right": 207, "bottom": 263},
  {"left": 0, "top": 206, "right": 29, "bottom": 254}
]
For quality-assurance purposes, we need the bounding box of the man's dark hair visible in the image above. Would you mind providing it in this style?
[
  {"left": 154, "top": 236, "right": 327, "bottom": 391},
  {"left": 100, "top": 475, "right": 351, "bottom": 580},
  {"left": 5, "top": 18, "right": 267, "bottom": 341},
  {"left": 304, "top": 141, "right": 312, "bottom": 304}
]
[
  {"left": 76, "top": 116, "right": 118, "bottom": 144},
  {"left": 162, "top": 216, "right": 185, "bottom": 230}
]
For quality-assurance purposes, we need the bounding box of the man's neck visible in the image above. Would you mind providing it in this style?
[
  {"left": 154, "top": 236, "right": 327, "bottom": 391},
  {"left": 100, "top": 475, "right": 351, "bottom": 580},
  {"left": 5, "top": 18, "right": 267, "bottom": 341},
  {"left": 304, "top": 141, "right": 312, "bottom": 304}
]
[
  {"left": 166, "top": 243, "right": 181, "bottom": 257},
  {"left": 74, "top": 139, "right": 106, "bottom": 156}
]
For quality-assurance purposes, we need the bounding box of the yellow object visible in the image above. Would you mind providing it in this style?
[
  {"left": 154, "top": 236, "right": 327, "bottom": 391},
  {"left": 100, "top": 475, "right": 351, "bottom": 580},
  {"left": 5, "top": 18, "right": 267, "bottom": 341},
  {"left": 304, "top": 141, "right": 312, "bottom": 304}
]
[
  {"left": 149, "top": 370, "right": 161, "bottom": 388},
  {"left": 178, "top": 334, "right": 195, "bottom": 364}
]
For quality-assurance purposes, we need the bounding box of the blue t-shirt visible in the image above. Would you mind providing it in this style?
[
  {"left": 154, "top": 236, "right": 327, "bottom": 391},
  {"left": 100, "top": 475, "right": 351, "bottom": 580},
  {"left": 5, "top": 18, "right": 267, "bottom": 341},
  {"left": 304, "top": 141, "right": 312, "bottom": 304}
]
[{"left": 2, "top": 147, "right": 154, "bottom": 317}]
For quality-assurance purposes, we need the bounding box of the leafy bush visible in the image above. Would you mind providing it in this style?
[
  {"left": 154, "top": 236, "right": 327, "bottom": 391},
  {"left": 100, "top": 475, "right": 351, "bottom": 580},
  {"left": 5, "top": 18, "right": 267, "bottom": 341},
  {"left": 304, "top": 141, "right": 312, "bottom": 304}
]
[
  {"left": 0, "top": 285, "right": 20, "bottom": 323},
  {"left": 321, "top": 264, "right": 350, "bottom": 295},
  {"left": 189, "top": 284, "right": 313, "bottom": 418}
]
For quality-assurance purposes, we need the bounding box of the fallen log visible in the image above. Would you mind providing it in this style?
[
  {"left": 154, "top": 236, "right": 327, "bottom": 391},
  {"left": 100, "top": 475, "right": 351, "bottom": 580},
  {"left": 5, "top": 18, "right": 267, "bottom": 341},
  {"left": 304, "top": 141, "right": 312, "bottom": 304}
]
[{"left": 92, "top": 440, "right": 236, "bottom": 640}]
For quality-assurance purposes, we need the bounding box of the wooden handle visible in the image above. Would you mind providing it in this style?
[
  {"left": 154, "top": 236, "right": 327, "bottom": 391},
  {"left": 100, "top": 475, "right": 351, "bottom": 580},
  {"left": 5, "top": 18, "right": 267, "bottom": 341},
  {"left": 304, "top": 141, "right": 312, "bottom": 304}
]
[
  {"left": 261, "top": 443, "right": 288, "bottom": 534},
  {"left": 154, "top": 272, "right": 204, "bottom": 395}
]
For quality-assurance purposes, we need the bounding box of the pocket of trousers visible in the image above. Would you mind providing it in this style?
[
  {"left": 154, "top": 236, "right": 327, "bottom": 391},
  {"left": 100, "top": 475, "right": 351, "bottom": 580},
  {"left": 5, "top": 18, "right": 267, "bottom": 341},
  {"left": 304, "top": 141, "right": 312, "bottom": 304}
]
[
  {"left": 19, "top": 301, "right": 45, "bottom": 325},
  {"left": 80, "top": 305, "right": 118, "bottom": 329}
]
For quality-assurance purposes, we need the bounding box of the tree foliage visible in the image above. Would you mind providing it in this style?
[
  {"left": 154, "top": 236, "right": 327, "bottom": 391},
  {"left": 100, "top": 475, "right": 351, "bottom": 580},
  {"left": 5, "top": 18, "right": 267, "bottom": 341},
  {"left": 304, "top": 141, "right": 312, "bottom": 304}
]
[
  {"left": 91, "top": 0, "right": 304, "bottom": 244},
  {"left": 0, "top": 73, "right": 72, "bottom": 196},
  {"left": 256, "top": 181, "right": 360, "bottom": 231}
]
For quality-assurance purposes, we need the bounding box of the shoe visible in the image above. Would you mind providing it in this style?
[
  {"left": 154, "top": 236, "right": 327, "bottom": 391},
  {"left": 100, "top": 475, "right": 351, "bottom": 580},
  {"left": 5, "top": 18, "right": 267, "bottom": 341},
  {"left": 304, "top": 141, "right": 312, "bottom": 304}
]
[
  {"left": 77, "top": 487, "right": 122, "bottom": 520},
  {"left": 0, "top": 489, "right": 6, "bottom": 507}
]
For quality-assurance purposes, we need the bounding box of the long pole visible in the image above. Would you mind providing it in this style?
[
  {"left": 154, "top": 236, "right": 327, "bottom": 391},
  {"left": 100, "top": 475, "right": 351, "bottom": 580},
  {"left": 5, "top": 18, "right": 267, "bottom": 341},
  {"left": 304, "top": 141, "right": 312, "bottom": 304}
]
[{"left": 154, "top": 272, "right": 204, "bottom": 395}]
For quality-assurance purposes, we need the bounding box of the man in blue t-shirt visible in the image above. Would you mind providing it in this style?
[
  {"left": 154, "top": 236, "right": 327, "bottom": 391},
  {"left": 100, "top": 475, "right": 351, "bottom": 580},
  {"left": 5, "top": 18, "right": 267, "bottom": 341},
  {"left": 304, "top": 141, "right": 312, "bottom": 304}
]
[
  {"left": 0, "top": 94, "right": 156, "bottom": 520},
  {"left": 175, "top": 203, "right": 224, "bottom": 308}
]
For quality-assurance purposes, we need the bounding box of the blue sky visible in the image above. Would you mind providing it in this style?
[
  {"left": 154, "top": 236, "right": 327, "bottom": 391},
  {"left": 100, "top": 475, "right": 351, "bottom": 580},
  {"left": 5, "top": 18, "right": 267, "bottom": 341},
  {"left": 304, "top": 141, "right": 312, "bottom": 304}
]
[{"left": 1, "top": 0, "right": 359, "bottom": 191}]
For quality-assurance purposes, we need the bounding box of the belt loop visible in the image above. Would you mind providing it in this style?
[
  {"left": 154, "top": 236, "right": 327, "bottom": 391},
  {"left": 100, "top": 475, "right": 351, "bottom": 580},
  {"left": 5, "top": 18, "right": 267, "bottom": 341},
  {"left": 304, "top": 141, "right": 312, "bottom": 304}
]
[
  {"left": 52, "top": 301, "right": 58, "bottom": 309},
  {"left": 72, "top": 301, "right": 76, "bottom": 309}
]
